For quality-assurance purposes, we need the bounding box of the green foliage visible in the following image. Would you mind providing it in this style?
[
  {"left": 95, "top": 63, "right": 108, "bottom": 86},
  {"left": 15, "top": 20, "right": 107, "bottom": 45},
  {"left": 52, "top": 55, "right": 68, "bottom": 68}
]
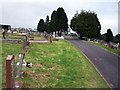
[
  {"left": 37, "top": 7, "right": 68, "bottom": 35},
  {"left": 113, "top": 34, "right": 120, "bottom": 43},
  {"left": 101, "top": 33, "right": 107, "bottom": 41},
  {"left": 101, "top": 33, "right": 120, "bottom": 43},
  {"left": 106, "top": 28, "right": 113, "bottom": 42},
  {"left": 56, "top": 7, "right": 68, "bottom": 36},
  {"left": 37, "top": 19, "right": 44, "bottom": 32},
  {"left": 70, "top": 10, "right": 101, "bottom": 39},
  {"left": 44, "top": 15, "right": 50, "bottom": 33},
  {"left": 50, "top": 7, "right": 68, "bottom": 36},
  {"left": 50, "top": 10, "right": 57, "bottom": 33}
]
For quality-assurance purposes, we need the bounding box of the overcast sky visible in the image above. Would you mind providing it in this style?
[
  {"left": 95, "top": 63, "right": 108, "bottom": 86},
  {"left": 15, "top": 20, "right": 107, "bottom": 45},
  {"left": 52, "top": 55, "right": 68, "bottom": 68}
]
[{"left": 0, "top": 0, "right": 119, "bottom": 35}]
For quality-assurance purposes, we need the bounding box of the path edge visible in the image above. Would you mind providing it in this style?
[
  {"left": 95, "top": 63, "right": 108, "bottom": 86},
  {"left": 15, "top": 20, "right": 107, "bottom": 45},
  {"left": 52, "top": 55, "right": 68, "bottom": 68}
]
[
  {"left": 67, "top": 39, "right": 111, "bottom": 88},
  {"left": 80, "top": 49, "right": 111, "bottom": 88}
]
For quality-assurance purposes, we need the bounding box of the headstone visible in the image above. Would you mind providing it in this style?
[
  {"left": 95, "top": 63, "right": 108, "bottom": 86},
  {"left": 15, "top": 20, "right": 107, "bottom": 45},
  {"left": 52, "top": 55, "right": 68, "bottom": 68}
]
[
  {"left": 6, "top": 55, "right": 15, "bottom": 88},
  {"left": 49, "top": 34, "right": 52, "bottom": 43},
  {"left": 16, "top": 53, "right": 25, "bottom": 78}
]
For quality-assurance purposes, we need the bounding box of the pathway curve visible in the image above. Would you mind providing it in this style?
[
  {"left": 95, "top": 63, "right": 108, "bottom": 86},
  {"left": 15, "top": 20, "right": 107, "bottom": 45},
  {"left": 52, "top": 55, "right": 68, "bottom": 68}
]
[{"left": 67, "top": 38, "right": 119, "bottom": 88}]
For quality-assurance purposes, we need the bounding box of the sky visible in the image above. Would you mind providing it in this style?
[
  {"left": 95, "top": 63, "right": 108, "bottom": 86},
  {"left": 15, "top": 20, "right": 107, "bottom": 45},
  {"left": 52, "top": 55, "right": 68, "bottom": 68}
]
[{"left": 0, "top": 0, "right": 119, "bottom": 36}]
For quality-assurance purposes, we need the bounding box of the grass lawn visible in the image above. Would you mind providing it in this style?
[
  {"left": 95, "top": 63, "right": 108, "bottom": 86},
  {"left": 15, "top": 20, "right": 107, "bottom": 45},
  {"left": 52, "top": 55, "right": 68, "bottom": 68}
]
[
  {"left": 87, "top": 41, "right": 120, "bottom": 56},
  {"left": 0, "top": 33, "right": 45, "bottom": 41},
  {"left": 2, "top": 40, "right": 109, "bottom": 88},
  {"left": 0, "top": 33, "right": 23, "bottom": 40},
  {"left": 2, "top": 41, "right": 22, "bottom": 88},
  {"left": 32, "top": 36, "right": 46, "bottom": 41}
]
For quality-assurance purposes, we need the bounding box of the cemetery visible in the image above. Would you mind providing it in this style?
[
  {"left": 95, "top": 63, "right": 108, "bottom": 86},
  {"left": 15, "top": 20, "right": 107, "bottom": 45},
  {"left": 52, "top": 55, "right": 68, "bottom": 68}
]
[
  {"left": 1, "top": 30, "right": 109, "bottom": 88},
  {"left": 1, "top": 3, "right": 119, "bottom": 89},
  {"left": 86, "top": 38, "right": 120, "bottom": 56}
]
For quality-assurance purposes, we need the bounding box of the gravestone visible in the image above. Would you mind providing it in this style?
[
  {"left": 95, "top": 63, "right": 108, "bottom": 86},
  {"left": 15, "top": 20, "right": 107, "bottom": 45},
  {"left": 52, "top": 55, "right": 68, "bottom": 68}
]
[
  {"left": 22, "top": 35, "right": 30, "bottom": 53},
  {"left": 16, "top": 53, "right": 25, "bottom": 78},
  {"left": 6, "top": 55, "right": 15, "bottom": 88},
  {"left": 49, "top": 34, "right": 52, "bottom": 43}
]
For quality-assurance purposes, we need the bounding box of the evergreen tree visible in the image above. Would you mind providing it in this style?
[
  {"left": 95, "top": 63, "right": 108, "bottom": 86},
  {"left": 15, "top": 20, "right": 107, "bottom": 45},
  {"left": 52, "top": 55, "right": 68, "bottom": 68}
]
[
  {"left": 50, "top": 10, "right": 57, "bottom": 35},
  {"left": 37, "top": 19, "right": 44, "bottom": 32},
  {"left": 114, "top": 34, "right": 120, "bottom": 43},
  {"left": 70, "top": 10, "right": 101, "bottom": 39},
  {"left": 101, "top": 33, "right": 107, "bottom": 41},
  {"left": 56, "top": 7, "right": 68, "bottom": 36},
  {"left": 50, "top": 7, "right": 68, "bottom": 37},
  {"left": 106, "top": 28, "right": 113, "bottom": 42},
  {"left": 44, "top": 15, "right": 50, "bottom": 33}
]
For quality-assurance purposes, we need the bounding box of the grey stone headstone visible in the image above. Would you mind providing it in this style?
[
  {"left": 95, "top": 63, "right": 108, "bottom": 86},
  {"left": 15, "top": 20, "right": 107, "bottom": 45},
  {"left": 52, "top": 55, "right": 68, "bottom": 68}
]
[{"left": 16, "top": 53, "right": 25, "bottom": 78}]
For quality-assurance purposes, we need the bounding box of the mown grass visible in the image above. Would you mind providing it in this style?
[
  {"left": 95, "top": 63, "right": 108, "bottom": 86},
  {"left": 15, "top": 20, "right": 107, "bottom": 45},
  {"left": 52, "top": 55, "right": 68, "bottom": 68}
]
[
  {"left": 2, "top": 39, "right": 109, "bottom": 88},
  {"left": 0, "top": 33, "right": 45, "bottom": 41},
  {"left": 32, "top": 36, "right": 46, "bottom": 41},
  {"left": 88, "top": 41, "right": 120, "bottom": 56},
  {"left": 2, "top": 41, "right": 22, "bottom": 88},
  {"left": 0, "top": 33, "right": 23, "bottom": 39},
  {"left": 23, "top": 40, "right": 109, "bottom": 88}
]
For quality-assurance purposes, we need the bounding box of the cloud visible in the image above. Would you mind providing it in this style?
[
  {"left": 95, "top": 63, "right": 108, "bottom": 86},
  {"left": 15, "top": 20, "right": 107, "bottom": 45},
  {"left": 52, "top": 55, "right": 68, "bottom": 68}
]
[
  {"left": 100, "top": 17, "right": 118, "bottom": 35},
  {"left": 1, "top": 0, "right": 119, "bottom": 35},
  {"left": 1, "top": 0, "right": 119, "bottom": 3}
]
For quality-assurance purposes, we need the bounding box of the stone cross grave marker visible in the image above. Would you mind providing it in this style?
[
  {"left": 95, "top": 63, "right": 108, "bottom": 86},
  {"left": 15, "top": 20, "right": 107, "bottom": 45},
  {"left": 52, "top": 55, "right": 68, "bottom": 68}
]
[{"left": 16, "top": 53, "right": 25, "bottom": 78}]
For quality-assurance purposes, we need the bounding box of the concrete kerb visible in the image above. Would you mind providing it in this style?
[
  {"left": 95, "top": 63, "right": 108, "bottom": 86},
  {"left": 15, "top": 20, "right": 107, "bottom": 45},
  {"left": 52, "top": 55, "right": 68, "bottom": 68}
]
[{"left": 67, "top": 40, "right": 111, "bottom": 88}]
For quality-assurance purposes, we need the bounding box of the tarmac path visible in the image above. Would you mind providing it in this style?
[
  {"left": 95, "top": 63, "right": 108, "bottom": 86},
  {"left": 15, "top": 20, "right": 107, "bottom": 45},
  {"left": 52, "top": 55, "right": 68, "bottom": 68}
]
[{"left": 67, "top": 39, "right": 119, "bottom": 88}]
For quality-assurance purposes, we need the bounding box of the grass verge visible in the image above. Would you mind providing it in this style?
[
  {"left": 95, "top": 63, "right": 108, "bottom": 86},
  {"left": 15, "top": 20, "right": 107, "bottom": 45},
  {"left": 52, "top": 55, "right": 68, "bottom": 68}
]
[
  {"left": 87, "top": 41, "right": 120, "bottom": 56},
  {"left": 2, "top": 41, "right": 22, "bottom": 88},
  {"left": 2, "top": 40, "right": 109, "bottom": 88}
]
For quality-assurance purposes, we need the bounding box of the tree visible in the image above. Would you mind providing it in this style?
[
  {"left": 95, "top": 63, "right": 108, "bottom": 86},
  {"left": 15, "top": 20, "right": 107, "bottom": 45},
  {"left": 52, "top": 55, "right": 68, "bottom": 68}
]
[
  {"left": 50, "top": 10, "right": 57, "bottom": 35},
  {"left": 50, "top": 7, "right": 68, "bottom": 37},
  {"left": 70, "top": 10, "right": 101, "bottom": 39},
  {"left": 44, "top": 15, "right": 50, "bottom": 33},
  {"left": 106, "top": 28, "right": 113, "bottom": 42},
  {"left": 37, "top": 19, "right": 44, "bottom": 32},
  {"left": 113, "top": 34, "right": 120, "bottom": 43},
  {"left": 101, "top": 33, "right": 107, "bottom": 41},
  {"left": 56, "top": 7, "right": 68, "bottom": 36}
]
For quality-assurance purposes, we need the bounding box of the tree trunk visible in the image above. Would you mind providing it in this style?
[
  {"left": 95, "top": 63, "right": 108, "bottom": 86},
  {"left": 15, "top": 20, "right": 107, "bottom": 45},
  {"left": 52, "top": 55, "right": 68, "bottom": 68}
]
[
  {"left": 78, "top": 33, "right": 82, "bottom": 39},
  {"left": 58, "top": 30, "right": 60, "bottom": 37}
]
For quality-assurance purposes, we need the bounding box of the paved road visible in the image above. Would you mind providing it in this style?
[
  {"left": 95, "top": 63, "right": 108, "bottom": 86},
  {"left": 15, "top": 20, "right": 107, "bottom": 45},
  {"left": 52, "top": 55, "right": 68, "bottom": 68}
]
[{"left": 67, "top": 39, "right": 119, "bottom": 88}]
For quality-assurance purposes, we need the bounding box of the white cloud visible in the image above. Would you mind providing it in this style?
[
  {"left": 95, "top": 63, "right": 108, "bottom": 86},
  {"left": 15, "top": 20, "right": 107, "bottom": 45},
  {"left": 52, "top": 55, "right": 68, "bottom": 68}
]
[
  {"left": 1, "top": 0, "right": 119, "bottom": 3},
  {"left": 1, "top": 0, "right": 119, "bottom": 35},
  {"left": 100, "top": 18, "right": 118, "bottom": 35}
]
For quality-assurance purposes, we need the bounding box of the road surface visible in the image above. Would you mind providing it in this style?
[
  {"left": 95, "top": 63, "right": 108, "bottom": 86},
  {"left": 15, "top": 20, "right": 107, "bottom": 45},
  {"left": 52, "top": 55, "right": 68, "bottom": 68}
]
[{"left": 67, "top": 38, "right": 119, "bottom": 88}]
